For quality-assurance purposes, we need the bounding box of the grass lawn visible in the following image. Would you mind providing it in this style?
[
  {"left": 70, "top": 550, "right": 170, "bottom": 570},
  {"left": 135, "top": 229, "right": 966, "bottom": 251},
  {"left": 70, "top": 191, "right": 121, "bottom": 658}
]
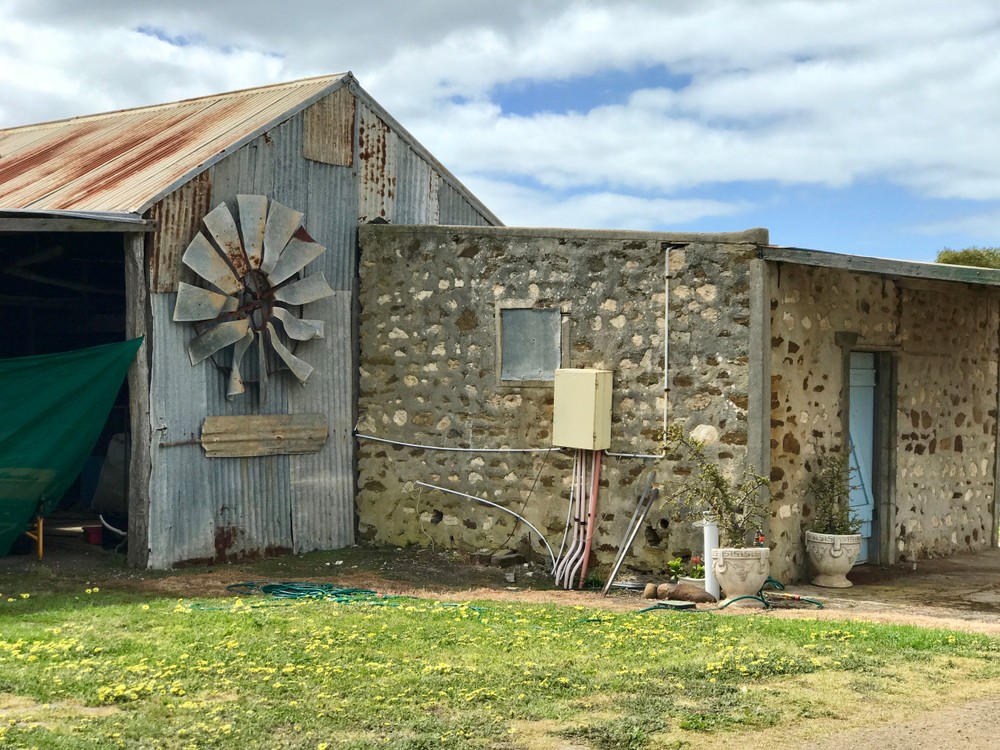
[{"left": 0, "top": 577, "right": 998, "bottom": 749}]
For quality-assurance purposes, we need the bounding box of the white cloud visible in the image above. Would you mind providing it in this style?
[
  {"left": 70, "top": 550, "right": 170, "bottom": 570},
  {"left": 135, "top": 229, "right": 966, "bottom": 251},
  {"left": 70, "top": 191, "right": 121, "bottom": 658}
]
[
  {"left": 4, "top": 0, "right": 1000, "bottom": 241},
  {"left": 463, "top": 177, "right": 748, "bottom": 230}
]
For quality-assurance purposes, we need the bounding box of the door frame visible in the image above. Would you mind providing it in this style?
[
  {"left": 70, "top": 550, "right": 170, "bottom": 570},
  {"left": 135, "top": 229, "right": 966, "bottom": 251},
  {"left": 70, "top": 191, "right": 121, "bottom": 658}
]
[{"left": 835, "top": 332, "right": 897, "bottom": 566}]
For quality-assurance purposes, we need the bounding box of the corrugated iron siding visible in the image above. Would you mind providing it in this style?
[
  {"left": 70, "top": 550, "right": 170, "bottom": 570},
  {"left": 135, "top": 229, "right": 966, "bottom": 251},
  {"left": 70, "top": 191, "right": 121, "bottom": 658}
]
[
  {"left": 0, "top": 75, "right": 348, "bottom": 213},
  {"left": 148, "top": 172, "right": 212, "bottom": 293},
  {"left": 145, "top": 86, "right": 496, "bottom": 566},
  {"left": 439, "top": 180, "right": 493, "bottom": 226}
]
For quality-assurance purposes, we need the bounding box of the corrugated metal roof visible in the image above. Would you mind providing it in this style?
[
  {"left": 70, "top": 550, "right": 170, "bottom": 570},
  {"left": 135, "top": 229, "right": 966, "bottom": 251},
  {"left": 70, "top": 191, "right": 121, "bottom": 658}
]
[{"left": 0, "top": 74, "right": 351, "bottom": 214}]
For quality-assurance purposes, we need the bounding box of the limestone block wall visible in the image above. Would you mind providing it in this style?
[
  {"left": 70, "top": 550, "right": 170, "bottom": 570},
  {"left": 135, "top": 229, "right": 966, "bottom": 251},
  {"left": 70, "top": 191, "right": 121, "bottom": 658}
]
[
  {"left": 356, "top": 225, "right": 763, "bottom": 575},
  {"left": 895, "top": 287, "right": 998, "bottom": 558},
  {"left": 770, "top": 263, "right": 998, "bottom": 580}
]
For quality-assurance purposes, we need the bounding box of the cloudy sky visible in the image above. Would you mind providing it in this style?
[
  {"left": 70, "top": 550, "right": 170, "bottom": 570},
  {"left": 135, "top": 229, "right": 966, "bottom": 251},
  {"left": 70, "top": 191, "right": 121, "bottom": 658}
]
[{"left": 3, "top": 0, "right": 999, "bottom": 262}]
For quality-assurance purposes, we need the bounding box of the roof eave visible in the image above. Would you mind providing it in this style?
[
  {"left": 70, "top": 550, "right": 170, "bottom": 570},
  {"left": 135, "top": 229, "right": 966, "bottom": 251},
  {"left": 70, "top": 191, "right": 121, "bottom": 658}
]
[{"left": 761, "top": 245, "right": 1000, "bottom": 288}]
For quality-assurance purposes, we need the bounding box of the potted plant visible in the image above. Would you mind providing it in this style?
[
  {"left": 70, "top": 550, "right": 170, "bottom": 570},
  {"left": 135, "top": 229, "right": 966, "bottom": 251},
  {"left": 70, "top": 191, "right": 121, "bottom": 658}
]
[
  {"left": 664, "top": 425, "right": 771, "bottom": 606},
  {"left": 804, "top": 450, "right": 863, "bottom": 588},
  {"left": 678, "top": 555, "right": 706, "bottom": 589}
]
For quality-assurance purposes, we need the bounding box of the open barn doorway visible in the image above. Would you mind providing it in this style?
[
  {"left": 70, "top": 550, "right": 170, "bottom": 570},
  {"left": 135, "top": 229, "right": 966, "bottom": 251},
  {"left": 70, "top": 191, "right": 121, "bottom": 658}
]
[{"left": 0, "top": 230, "right": 130, "bottom": 557}]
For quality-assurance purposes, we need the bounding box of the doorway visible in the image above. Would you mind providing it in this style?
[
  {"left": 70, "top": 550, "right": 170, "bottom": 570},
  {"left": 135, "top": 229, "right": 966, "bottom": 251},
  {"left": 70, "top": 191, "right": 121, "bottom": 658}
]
[{"left": 848, "top": 351, "right": 878, "bottom": 563}]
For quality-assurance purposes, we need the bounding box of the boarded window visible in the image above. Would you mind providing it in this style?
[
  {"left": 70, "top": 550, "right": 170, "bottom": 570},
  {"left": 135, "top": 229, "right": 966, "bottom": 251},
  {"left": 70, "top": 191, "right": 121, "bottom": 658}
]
[{"left": 500, "top": 308, "right": 561, "bottom": 382}]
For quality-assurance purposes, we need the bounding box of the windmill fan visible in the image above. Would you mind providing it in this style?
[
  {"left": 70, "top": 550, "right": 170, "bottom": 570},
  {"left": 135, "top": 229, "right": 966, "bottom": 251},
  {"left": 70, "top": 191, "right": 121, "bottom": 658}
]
[{"left": 172, "top": 195, "right": 334, "bottom": 398}]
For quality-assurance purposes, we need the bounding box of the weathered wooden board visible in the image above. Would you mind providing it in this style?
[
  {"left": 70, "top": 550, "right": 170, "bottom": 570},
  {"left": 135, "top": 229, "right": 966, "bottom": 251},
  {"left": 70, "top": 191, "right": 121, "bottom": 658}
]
[{"left": 201, "top": 414, "right": 328, "bottom": 458}]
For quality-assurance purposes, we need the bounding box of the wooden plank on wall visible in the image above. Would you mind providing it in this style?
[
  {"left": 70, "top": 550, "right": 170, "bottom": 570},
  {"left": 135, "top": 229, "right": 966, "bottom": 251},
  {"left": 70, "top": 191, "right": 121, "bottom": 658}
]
[
  {"left": 201, "top": 414, "right": 329, "bottom": 458},
  {"left": 148, "top": 171, "right": 213, "bottom": 293},
  {"left": 303, "top": 87, "right": 355, "bottom": 167}
]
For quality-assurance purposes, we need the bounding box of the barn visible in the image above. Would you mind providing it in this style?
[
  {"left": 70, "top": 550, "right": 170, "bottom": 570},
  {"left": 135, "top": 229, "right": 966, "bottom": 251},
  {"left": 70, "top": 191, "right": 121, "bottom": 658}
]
[{"left": 0, "top": 73, "right": 498, "bottom": 568}]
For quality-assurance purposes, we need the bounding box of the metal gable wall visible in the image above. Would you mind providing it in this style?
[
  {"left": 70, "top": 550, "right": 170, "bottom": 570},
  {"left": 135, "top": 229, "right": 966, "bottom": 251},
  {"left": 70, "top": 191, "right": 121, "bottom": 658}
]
[{"left": 142, "top": 85, "right": 498, "bottom": 568}]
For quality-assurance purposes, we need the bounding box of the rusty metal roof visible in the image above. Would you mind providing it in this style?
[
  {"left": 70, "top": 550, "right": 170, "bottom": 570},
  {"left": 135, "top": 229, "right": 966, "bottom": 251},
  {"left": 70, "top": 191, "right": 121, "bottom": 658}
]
[{"left": 0, "top": 74, "right": 351, "bottom": 215}]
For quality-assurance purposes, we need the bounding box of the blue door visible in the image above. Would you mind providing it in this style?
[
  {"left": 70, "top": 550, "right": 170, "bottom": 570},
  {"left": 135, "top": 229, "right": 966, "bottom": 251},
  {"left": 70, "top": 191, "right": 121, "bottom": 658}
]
[{"left": 848, "top": 352, "right": 876, "bottom": 563}]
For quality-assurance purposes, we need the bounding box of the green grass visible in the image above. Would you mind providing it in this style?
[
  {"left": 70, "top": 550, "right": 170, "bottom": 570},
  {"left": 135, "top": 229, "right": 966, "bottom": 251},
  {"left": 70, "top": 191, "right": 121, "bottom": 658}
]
[{"left": 0, "top": 586, "right": 997, "bottom": 749}]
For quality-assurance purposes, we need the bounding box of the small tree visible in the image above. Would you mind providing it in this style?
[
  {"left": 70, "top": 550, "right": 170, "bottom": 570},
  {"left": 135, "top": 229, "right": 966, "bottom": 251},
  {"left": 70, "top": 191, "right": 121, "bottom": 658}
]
[
  {"left": 806, "top": 451, "right": 861, "bottom": 535},
  {"left": 936, "top": 246, "right": 1000, "bottom": 269},
  {"left": 663, "top": 424, "right": 770, "bottom": 547}
]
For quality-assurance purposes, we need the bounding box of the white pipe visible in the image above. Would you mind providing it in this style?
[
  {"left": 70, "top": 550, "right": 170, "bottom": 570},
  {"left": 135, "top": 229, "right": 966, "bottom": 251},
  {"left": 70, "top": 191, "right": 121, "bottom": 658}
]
[
  {"left": 99, "top": 514, "right": 127, "bottom": 538},
  {"left": 701, "top": 517, "right": 721, "bottom": 599},
  {"left": 566, "top": 450, "right": 593, "bottom": 589},
  {"left": 357, "top": 433, "right": 558, "bottom": 454},
  {"left": 553, "top": 451, "right": 579, "bottom": 572},
  {"left": 559, "top": 450, "right": 587, "bottom": 588},
  {"left": 556, "top": 450, "right": 587, "bottom": 589},
  {"left": 664, "top": 246, "right": 670, "bottom": 444},
  {"left": 414, "top": 481, "right": 556, "bottom": 570},
  {"left": 606, "top": 451, "right": 666, "bottom": 460}
]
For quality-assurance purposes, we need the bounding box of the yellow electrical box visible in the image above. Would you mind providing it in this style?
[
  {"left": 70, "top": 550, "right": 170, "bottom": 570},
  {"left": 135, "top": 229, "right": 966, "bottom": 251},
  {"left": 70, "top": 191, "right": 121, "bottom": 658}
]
[{"left": 552, "top": 369, "right": 613, "bottom": 450}]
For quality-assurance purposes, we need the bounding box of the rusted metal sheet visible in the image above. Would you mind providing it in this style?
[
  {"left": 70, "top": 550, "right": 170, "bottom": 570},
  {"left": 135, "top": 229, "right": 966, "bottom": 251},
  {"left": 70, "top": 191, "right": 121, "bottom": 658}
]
[
  {"left": 149, "top": 172, "right": 212, "bottom": 293},
  {"left": 303, "top": 86, "right": 355, "bottom": 167},
  {"left": 357, "top": 103, "right": 395, "bottom": 222},
  {"left": 201, "top": 414, "right": 328, "bottom": 457},
  {"left": 0, "top": 74, "right": 350, "bottom": 214}
]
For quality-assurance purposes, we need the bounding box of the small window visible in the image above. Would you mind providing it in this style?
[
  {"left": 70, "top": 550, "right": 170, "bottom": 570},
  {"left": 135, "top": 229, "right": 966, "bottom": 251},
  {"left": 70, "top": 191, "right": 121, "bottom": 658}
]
[{"left": 499, "top": 307, "right": 562, "bottom": 384}]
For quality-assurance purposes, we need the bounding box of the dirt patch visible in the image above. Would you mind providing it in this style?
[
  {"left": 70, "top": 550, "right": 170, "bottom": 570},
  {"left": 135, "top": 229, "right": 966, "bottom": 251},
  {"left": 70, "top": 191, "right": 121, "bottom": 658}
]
[{"left": 6, "top": 538, "right": 1000, "bottom": 634}]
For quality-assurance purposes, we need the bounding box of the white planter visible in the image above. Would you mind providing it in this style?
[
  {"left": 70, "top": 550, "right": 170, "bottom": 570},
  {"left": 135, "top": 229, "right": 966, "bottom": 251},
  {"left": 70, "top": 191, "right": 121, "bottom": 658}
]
[
  {"left": 678, "top": 576, "right": 706, "bottom": 590},
  {"left": 711, "top": 547, "right": 770, "bottom": 607},
  {"left": 805, "top": 531, "right": 862, "bottom": 588}
]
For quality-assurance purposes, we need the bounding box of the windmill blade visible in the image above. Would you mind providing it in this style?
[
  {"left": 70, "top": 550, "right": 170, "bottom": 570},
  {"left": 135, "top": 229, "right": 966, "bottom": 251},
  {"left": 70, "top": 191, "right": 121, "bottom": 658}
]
[
  {"left": 203, "top": 202, "right": 251, "bottom": 277},
  {"left": 257, "top": 330, "right": 268, "bottom": 406},
  {"left": 273, "top": 272, "right": 335, "bottom": 306},
  {"left": 261, "top": 200, "right": 303, "bottom": 275},
  {"left": 237, "top": 195, "right": 268, "bottom": 270},
  {"left": 188, "top": 319, "right": 250, "bottom": 365},
  {"left": 266, "top": 236, "right": 327, "bottom": 286},
  {"left": 272, "top": 306, "right": 324, "bottom": 341},
  {"left": 173, "top": 282, "right": 238, "bottom": 322},
  {"left": 227, "top": 330, "right": 255, "bottom": 398},
  {"left": 182, "top": 233, "right": 242, "bottom": 295},
  {"left": 266, "top": 322, "right": 314, "bottom": 384}
]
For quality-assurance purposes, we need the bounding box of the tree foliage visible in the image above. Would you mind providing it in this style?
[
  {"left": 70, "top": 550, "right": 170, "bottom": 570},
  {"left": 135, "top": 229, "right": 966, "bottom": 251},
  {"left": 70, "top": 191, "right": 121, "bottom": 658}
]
[{"left": 936, "top": 246, "right": 1000, "bottom": 269}]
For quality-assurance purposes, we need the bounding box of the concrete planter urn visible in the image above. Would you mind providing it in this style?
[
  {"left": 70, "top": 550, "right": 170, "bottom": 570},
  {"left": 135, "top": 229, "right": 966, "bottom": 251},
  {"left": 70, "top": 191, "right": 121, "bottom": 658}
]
[
  {"left": 711, "top": 547, "right": 770, "bottom": 607},
  {"left": 805, "top": 531, "right": 862, "bottom": 587}
]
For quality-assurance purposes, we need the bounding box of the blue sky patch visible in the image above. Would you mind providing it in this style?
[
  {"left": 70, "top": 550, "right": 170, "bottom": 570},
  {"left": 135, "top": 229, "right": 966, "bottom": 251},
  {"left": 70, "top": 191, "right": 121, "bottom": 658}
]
[
  {"left": 492, "top": 65, "right": 691, "bottom": 116},
  {"left": 135, "top": 26, "right": 202, "bottom": 48}
]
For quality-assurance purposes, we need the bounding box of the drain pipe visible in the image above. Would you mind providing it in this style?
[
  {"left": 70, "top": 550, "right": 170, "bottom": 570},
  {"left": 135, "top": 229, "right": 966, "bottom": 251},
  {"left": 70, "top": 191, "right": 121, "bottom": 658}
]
[{"left": 697, "top": 516, "right": 721, "bottom": 599}]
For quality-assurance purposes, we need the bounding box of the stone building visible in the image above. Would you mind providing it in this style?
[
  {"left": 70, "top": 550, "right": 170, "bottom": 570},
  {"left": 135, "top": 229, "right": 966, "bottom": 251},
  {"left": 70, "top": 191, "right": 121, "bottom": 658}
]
[{"left": 356, "top": 224, "right": 1000, "bottom": 583}]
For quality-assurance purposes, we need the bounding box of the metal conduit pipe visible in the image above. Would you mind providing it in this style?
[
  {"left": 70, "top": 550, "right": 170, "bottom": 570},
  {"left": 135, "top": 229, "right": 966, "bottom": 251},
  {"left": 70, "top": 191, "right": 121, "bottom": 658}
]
[
  {"left": 565, "top": 450, "right": 594, "bottom": 590},
  {"left": 414, "top": 481, "right": 556, "bottom": 571},
  {"left": 577, "top": 449, "right": 603, "bottom": 589},
  {"left": 553, "top": 451, "right": 579, "bottom": 573},
  {"left": 555, "top": 450, "right": 584, "bottom": 587}
]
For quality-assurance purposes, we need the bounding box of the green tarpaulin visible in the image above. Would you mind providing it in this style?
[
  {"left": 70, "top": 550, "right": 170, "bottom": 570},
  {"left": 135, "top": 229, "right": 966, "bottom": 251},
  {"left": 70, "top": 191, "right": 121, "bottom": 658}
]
[{"left": 0, "top": 338, "right": 142, "bottom": 555}]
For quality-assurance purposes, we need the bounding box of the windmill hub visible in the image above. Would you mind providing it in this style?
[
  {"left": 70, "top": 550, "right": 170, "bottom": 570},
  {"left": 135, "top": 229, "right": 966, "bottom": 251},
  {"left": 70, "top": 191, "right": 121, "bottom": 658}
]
[{"left": 238, "top": 270, "right": 274, "bottom": 333}]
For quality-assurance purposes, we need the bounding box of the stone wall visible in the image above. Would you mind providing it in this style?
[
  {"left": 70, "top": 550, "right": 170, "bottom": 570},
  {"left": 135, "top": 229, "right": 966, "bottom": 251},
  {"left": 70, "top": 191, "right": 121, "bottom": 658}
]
[
  {"left": 770, "top": 263, "right": 998, "bottom": 580},
  {"left": 357, "top": 225, "right": 765, "bottom": 576},
  {"left": 896, "top": 286, "right": 998, "bottom": 558}
]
